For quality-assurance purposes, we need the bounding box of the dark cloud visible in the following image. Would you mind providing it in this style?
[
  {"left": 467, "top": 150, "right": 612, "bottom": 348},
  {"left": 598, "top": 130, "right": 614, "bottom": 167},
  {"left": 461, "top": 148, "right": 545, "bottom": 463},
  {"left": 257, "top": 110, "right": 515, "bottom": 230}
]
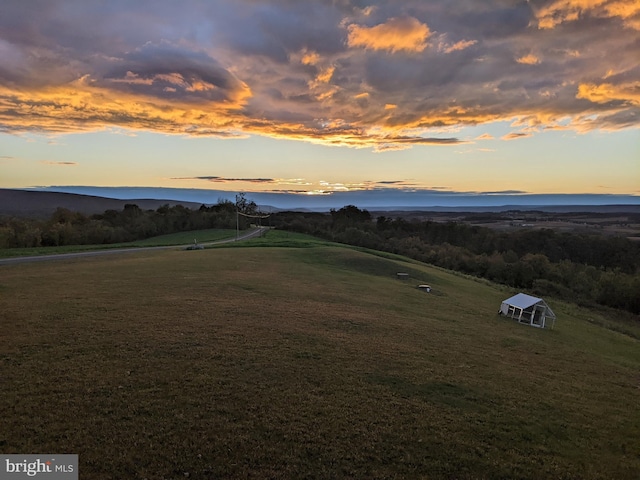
[
  {"left": 212, "top": 1, "right": 346, "bottom": 63},
  {"left": 480, "top": 190, "right": 528, "bottom": 195},
  {"left": 265, "top": 189, "right": 311, "bottom": 194},
  {"left": 41, "top": 161, "right": 77, "bottom": 166},
  {"left": 502, "top": 132, "right": 532, "bottom": 140},
  {"left": 374, "top": 135, "right": 465, "bottom": 149},
  {"left": 577, "top": 108, "right": 640, "bottom": 131},
  {"left": 357, "top": 180, "right": 421, "bottom": 189},
  {"left": 173, "top": 176, "right": 276, "bottom": 183},
  {"left": 455, "top": 4, "right": 532, "bottom": 39},
  {"left": 0, "top": 0, "right": 637, "bottom": 144},
  {"left": 101, "top": 42, "right": 250, "bottom": 104}
]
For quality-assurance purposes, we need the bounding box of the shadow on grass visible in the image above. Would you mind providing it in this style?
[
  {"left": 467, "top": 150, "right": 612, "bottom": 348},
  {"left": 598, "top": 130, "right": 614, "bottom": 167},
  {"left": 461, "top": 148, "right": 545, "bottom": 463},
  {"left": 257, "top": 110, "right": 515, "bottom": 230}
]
[{"left": 366, "top": 374, "right": 492, "bottom": 410}]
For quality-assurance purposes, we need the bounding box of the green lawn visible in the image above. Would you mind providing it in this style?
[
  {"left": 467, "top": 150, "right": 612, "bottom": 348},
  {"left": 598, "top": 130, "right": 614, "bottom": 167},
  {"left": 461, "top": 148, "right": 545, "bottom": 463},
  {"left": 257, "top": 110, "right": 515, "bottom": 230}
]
[
  {"left": 221, "top": 229, "right": 340, "bottom": 248},
  {"left": 1, "top": 231, "right": 638, "bottom": 479}
]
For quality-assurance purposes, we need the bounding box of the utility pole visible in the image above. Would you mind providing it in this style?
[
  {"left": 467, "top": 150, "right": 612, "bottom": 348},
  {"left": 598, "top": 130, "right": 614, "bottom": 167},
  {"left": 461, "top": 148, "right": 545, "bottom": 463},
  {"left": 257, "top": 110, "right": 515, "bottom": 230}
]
[{"left": 235, "top": 193, "right": 239, "bottom": 241}]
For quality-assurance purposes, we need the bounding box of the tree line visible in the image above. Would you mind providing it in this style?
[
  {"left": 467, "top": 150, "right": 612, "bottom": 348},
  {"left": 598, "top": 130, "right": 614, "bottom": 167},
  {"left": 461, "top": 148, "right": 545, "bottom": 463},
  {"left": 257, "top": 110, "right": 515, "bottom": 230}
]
[
  {"left": 270, "top": 206, "right": 640, "bottom": 315},
  {"left": 0, "top": 196, "right": 258, "bottom": 249}
]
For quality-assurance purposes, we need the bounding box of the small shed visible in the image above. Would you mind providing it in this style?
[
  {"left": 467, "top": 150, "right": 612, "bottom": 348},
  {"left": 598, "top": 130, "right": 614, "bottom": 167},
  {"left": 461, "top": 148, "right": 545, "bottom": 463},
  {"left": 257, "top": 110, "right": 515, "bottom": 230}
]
[{"left": 499, "top": 293, "right": 556, "bottom": 329}]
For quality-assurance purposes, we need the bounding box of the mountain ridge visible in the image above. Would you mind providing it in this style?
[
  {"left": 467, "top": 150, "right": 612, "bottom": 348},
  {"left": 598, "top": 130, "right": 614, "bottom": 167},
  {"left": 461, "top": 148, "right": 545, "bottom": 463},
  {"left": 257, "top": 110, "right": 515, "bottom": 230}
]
[
  {"left": 0, "top": 189, "right": 203, "bottom": 217},
  {"left": 2, "top": 188, "right": 639, "bottom": 216}
]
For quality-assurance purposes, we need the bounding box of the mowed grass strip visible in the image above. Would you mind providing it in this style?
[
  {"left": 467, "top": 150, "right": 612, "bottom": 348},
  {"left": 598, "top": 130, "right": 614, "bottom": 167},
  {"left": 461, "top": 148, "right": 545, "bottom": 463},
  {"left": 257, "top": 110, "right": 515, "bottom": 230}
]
[{"left": 1, "top": 240, "right": 639, "bottom": 479}]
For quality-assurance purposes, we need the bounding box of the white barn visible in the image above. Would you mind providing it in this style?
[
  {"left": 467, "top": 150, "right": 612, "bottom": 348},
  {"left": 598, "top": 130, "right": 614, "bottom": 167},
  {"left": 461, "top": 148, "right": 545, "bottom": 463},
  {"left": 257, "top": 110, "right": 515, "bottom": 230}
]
[{"left": 499, "top": 293, "right": 556, "bottom": 329}]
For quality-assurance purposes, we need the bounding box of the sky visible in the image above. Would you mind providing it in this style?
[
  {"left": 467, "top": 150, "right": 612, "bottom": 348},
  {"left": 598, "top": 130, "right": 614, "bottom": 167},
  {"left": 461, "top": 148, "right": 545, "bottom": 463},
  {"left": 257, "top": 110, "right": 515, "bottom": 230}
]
[{"left": 1, "top": 0, "right": 639, "bottom": 208}]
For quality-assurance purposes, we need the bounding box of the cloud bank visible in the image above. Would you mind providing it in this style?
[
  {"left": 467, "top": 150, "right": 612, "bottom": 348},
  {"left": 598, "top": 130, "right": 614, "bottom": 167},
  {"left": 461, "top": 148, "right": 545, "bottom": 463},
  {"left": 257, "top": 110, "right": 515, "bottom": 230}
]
[{"left": 0, "top": 0, "right": 638, "bottom": 148}]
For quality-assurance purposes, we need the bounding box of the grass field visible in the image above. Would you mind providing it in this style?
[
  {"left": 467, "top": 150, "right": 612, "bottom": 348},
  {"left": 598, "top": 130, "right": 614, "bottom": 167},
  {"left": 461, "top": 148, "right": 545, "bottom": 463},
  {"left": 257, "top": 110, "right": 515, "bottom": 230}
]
[
  {"left": 1, "top": 230, "right": 639, "bottom": 479},
  {"left": 0, "top": 228, "right": 237, "bottom": 258}
]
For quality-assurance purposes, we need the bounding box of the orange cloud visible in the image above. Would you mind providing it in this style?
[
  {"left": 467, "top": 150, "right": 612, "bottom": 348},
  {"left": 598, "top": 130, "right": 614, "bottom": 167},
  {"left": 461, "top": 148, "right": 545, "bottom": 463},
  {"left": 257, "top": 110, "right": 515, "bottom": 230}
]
[
  {"left": 315, "top": 66, "right": 335, "bottom": 84},
  {"left": 347, "top": 17, "right": 431, "bottom": 53},
  {"left": 110, "top": 71, "right": 154, "bottom": 86},
  {"left": 381, "top": 106, "right": 504, "bottom": 131},
  {"left": 0, "top": 73, "right": 252, "bottom": 136},
  {"left": 301, "top": 51, "right": 320, "bottom": 66},
  {"left": 441, "top": 39, "right": 477, "bottom": 54},
  {"left": 576, "top": 81, "right": 640, "bottom": 104},
  {"left": 306, "top": 65, "right": 339, "bottom": 101},
  {"left": 516, "top": 54, "right": 541, "bottom": 65},
  {"left": 476, "top": 133, "right": 494, "bottom": 140},
  {"left": 534, "top": 0, "right": 640, "bottom": 30}
]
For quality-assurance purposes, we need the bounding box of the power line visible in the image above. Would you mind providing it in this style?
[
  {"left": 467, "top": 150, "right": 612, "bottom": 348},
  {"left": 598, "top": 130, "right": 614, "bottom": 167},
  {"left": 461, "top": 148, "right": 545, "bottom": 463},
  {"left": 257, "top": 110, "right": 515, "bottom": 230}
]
[{"left": 237, "top": 211, "right": 271, "bottom": 219}]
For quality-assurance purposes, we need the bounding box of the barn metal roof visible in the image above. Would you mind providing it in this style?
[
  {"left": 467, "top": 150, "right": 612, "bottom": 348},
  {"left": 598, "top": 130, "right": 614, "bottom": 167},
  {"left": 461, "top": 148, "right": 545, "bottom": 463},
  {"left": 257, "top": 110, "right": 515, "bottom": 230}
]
[{"left": 502, "top": 293, "right": 544, "bottom": 310}]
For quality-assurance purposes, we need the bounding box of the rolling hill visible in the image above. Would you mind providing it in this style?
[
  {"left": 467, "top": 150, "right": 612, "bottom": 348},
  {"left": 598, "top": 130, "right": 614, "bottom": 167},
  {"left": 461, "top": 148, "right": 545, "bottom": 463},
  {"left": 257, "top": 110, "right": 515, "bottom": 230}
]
[
  {"left": 1, "top": 231, "right": 638, "bottom": 479},
  {"left": 0, "top": 188, "right": 203, "bottom": 217}
]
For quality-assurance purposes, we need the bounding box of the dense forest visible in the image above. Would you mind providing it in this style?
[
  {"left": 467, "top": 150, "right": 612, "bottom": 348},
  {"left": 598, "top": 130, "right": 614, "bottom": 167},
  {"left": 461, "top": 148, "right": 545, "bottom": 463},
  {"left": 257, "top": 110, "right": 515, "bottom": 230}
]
[{"left": 1, "top": 202, "right": 639, "bottom": 315}]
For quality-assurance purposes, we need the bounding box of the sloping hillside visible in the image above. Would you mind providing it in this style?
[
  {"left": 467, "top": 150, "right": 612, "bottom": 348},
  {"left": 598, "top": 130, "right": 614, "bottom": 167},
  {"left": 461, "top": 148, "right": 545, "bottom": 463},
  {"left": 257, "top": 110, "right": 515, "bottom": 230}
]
[
  {"left": 0, "top": 188, "right": 202, "bottom": 217},
  {"left": 1, "top": 235, "right": 638, "bottom": 479}
]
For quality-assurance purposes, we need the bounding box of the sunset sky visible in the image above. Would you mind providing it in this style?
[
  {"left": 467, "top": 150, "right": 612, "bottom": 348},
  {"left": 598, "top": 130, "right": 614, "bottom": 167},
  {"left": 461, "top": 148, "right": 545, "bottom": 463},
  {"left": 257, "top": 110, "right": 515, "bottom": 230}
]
[{"left": 1, "top": 0, "right": 639, "bottom": 206}]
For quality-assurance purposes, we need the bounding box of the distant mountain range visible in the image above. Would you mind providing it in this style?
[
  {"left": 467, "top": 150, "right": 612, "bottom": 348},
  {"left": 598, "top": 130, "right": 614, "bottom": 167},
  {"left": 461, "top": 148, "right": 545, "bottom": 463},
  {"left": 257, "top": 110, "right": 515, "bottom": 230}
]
[
  {"left": 0, "top": 189, "right": 203, "bottom": 217},
  {"left": 1, "top": 187, "right": 639, "bottom": 217}
]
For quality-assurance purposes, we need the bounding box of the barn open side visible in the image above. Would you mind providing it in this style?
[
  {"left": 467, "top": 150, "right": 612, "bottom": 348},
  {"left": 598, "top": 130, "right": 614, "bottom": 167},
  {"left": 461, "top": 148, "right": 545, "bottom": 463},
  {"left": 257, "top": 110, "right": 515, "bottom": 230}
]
[{"left": 499, "top": 293, "right": 556, "bottom": 329}]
